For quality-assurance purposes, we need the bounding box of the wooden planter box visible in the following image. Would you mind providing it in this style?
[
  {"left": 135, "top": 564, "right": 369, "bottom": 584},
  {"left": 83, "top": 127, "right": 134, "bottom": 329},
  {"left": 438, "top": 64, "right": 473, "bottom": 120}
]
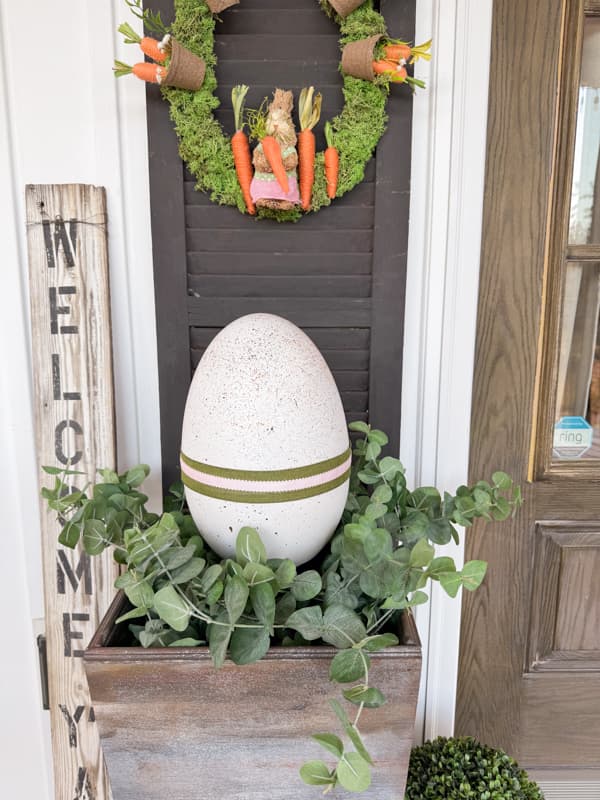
[{"left": 85, "top": 593, "right": 422, "bottom": 800}]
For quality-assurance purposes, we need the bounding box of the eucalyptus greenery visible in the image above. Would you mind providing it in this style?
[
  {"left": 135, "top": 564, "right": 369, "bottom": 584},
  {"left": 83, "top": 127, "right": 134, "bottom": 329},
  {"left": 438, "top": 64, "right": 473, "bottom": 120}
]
[{"left": 43, "top": 422, "right": 521, "bottom": 794}]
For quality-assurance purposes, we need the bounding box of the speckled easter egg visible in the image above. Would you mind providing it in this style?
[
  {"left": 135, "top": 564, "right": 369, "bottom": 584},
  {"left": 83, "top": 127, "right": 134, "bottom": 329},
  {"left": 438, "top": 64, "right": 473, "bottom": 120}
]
[{"left": 180, "top": 314, "right": 350, "bottom": 565}]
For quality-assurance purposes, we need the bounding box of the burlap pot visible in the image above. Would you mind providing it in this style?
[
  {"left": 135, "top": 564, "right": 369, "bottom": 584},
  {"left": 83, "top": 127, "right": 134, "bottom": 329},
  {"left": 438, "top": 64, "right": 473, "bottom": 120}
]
[
  {"left": 329, "top": 0, "right": 365, "bottom": 17},
  {"left": 163, "top": 39, "right": 206, "bottom": 91},
  {"left": 341, "top": 34, "right": 383, "bottom": 82},
  {"left": 206, "top": 0, "right": 239, "bottom": 12}
]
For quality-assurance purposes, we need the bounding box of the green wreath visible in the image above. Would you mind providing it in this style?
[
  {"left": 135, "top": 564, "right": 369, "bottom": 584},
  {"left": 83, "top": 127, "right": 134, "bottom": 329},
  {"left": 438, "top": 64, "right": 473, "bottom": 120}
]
[{"left": 118, "top": 0, "right": 423, "bottom": 222}]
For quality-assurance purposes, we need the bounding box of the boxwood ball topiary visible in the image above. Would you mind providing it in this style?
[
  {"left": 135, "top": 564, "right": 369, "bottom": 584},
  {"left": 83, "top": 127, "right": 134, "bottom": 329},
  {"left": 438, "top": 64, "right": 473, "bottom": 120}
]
[{"left": 405, "top": 737, "right": 545, "bottom": 800}]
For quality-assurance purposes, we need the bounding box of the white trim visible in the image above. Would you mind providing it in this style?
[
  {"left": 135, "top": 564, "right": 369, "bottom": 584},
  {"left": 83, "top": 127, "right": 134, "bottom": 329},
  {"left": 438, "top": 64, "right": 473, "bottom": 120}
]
[
  {"left": 403, "top": 0, "right": 494, "bottom": 739},
  {"left": 0, "top": 0, "right": 52, "bottom": 794}
]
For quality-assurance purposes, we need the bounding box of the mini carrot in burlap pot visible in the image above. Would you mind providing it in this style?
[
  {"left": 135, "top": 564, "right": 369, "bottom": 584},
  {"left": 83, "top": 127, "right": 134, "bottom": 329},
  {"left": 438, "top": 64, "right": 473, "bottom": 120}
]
[
  {"left": 206, "top": 0, "right": 239, "bottom": 12},
  {"left": 163, "top": 39, "right": 206, "bottom": 91},
  {"left": 341, "top": 34, "right": 383, "bottom": 82},
  {"left": 329, "top": 0, "right": 365, "bottom": 17}
]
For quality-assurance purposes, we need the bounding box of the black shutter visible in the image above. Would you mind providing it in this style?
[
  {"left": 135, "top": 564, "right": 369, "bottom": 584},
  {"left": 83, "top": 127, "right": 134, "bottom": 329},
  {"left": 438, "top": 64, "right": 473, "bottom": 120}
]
[{"left": 148, "top": 0, "right": 414, "bottom": 488}]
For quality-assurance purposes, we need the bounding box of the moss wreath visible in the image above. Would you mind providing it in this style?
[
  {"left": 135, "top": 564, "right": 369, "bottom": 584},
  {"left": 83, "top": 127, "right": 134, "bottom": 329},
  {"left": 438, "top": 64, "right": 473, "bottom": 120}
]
[{"left": 161, "top": 0, "right": 393, "bottom": 222}]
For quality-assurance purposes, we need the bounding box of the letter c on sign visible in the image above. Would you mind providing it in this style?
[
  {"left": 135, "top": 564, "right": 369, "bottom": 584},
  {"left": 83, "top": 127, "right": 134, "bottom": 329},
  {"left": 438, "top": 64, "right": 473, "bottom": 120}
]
[{"left": 55, "top": 420, "right": 84, "bottom": 465}]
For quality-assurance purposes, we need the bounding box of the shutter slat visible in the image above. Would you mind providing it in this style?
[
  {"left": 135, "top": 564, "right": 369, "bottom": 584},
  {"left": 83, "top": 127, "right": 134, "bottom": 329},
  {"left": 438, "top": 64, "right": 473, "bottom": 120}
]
[
  {"left": 187, "top": 274, "right": 370, "bottom": 298},
  {"left": 187, "top": 297, "right": 371, "bottom": 327},
  {"left": 186, "top": 229, "right": 372, "bottom": 253},
  {"left": 218, "top": 9, "right": 338, "bottom": 35},
  {"left": 185, "top": 204, "right": 374, "bottom": 230},
  {"left": 187, "top": 253, "right": 372, "bottom": 275}
]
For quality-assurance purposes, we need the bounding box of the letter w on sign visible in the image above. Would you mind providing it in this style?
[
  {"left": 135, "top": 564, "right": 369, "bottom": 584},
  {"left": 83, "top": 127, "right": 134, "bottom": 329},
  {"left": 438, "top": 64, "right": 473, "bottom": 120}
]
[{"left": 26, "top": 184, "right": 117, "bottom": 800}]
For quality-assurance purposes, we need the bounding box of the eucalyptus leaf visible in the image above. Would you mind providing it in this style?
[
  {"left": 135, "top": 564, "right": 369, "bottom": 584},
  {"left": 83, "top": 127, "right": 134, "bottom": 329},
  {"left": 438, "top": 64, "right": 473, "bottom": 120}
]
[
  {"left": 299, "top": 760, "right": 334, "bottom": 787},
  {"left": 274, "top": 592, "right": 296, "bottom": 625},
  {"left": 236, "top": 527, "right": 267, "bottom": 566},
  {"left": 348, "top": 421, "right": 370, "bottom": 434},
  {"left": 168, "top": 637, "right": 203, "bottom": 647},
  {"left": 125, "top": 464, "right": 150, "bottom": 488},
  {"left": 312, "top": 733, "right": 344, "bottom": 759},
  {"left": 208, "top": 619, "right": 232, "bottom": 668},
  {"left": 171, "top": 557, "right": 206, "bottom": 584},
  {"left": 164, "top": 542, "right": 196, "bottom": 570},
  {"left": 438, "top": 571, "right": 462, "bottom": 598},
  {"left": 367, "top": 429, "right": 388, "bottom": 446},
  {"left": 153, "top": 585, "right": 191, "bottom": 632},
  {"left": 243, "top": 562, "right": 275, "bottom": 586},
  {"left": 250, "top": 583, "right": 276, "bottom": 631},
  {"left": 291, "top": 570, "right": 322, "bottom": 601},
  {"left": 322, "top": 605, "right": 366, "bottom": 648},
  {"left": 275, "top": 559, "right": 296, "bottom": 588},
  {"left": 329, "top": 648, "right": 370, "bottom": 683},
  {"left": 286, "top": 606, "right": 323, "bottom": 641},
  {"left": 229, "top": 625, "right": 270, "bottom": 665},
  {"left": 82, "top": 519, "right": 108, "bottom": 556},
  {"left": 225, "top": 575, "right": 249, "bottom": 624},
  {"left": 342, "top": 685, "right": 386, "bottom": 708},
  {"left": 409, "top": 538, "right": 434, "bottom": 568},
  {"left": 115, "top": 605, "right": 149, "bottom": 624},
  {"left": 201, "top": 563, "right": 223, "bottom": 592},
  {"left": 59, "top": 519, "right": 81, "bottom": 549},
  {"left": 461, "top": 560, "right": 487, "bottom": 591},
  {"left": 362, "top": 633, "right": 399, "bottom": 651},
  {"left": 337, "top": 753, "right": 372, "bottom": 792},
  {"left": 364, "top": 528, "right": 393, "bottom": 562}
]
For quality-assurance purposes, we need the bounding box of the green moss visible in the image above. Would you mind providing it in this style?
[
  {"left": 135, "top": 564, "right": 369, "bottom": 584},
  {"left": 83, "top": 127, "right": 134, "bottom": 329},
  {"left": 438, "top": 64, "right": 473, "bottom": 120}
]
[{"left": 162, "top": 0, "right": 393, "bottom": 221}]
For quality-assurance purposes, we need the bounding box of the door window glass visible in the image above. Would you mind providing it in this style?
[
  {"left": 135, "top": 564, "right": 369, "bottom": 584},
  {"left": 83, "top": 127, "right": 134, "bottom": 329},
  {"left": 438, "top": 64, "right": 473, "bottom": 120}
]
[{"left": 569, "top": 18, "right": 600, "bottom": 245}]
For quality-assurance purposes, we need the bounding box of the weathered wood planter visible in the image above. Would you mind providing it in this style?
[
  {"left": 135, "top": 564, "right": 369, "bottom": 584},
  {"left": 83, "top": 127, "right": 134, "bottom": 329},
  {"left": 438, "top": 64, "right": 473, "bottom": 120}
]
[{"left": 85, "top": 593, "right": 422, "bottom": 800}]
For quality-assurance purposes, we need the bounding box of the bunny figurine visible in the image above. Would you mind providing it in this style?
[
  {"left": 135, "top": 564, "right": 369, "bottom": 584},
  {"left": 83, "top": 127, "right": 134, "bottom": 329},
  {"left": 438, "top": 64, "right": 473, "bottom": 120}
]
[{"left": 250, "top": 89, "right": 300, "bottom": 211}]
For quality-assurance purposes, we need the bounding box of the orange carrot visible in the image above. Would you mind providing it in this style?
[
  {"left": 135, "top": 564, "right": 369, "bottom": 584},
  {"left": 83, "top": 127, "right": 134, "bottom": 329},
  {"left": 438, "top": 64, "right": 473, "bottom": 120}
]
[
  {"left": 118, "top": 22, "right": 167, "bottom": 63},
  {"left": 324, "top": 122, "right": 339, "bottom": 200},
  {"left": 113, "top": 60, "right": 167, "bottom": 83},
  {"left": 373, "top": 59, "right": 402, "bottom": 77},
  {"left": 261, "top": 135, "right": 289, "bottom": 194},
  {"left": 231, "top": 85, "right": 255, "bottom": 215},
  {"left": 298, "top": 87, "right": 322, "bottom": 211},
  {"left": 384, "top": 42, "right": 412, "bottom": 62}
]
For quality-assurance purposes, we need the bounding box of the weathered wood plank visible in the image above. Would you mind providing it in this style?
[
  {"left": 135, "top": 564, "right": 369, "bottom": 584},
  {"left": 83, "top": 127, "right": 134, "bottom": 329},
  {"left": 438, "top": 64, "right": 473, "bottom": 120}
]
[{"left": 26, "top": 183, "right": 117, "bottom": 800}]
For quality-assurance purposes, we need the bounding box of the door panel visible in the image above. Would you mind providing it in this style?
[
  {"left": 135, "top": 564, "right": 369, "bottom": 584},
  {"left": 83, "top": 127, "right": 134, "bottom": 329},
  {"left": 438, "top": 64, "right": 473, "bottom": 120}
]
[{"left": 457, "top": 0, "right": 600, "bottom": 775}]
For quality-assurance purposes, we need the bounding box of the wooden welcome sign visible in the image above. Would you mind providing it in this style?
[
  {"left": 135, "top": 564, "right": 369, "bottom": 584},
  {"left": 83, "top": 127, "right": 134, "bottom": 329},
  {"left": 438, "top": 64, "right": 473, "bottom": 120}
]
[{"left": 26, "top": 184, "right": 116, "bottom": 800}]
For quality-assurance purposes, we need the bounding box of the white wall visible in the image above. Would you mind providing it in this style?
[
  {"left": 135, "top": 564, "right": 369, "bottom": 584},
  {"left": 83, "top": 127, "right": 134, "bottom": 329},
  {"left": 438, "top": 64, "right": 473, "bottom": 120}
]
[
  {"left": 0, "top": 1, "right": 160, "bottom": 796},
  {"left": 0, "top": 0, "right": 492, "bottom": 795}
]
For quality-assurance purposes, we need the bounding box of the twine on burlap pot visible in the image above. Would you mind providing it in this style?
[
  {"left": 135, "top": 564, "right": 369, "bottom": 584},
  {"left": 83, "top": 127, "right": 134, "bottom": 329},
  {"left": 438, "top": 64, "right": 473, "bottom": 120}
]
[
  {"left": 163, "top": 39, "right": 206, "bottom": 90},
  {"left": 341, "top": 34, "right": 383, "bottom": 81},
  {"left": 329, "top": 0, "right": 365, "bottom": 17},
  {"left": 206, "top": 0, "right": 239, "bottom": 12}
]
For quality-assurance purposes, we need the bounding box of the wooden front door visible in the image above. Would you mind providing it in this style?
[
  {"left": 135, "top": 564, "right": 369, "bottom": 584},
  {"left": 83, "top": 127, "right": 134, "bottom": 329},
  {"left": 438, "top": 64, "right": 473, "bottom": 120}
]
[{"left": 457, "top": 0, "right": 600, "bottom": 786}]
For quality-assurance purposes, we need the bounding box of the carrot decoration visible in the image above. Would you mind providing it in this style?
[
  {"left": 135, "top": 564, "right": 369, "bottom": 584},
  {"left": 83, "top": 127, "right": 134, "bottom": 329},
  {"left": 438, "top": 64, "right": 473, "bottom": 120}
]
[
  {"left": 383, "top": 42, "right": 412, "bottom": 63},
  {"left": 113, "top": 60, "right": 167, "bottom": 84},
  {"left": 118, "top": 22, "right": 166, "bottom": 63},
  {"left": 297, "top": 87, "right": 322, "bottom": 211},
  {"left": 383, "top": 38, "right": 432, "bottom": 64},
  {"left": 372, "top": 59, "right": 425, "bottom": 88},
  {"left": 231, "top": 85, "right": 256, "bottom": 215},
  {"left": 324, "top": 122, "right": 339, "bottom": 201},
  {"left": 261, "top": 136, "right": 289, "bottom": 194}
]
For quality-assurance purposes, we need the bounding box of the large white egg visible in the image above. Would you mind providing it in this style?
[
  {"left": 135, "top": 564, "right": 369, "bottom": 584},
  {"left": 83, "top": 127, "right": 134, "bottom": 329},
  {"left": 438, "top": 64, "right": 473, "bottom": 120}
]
[{"left": 180, "top": 314, "right": 350, "bottom": 565}]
